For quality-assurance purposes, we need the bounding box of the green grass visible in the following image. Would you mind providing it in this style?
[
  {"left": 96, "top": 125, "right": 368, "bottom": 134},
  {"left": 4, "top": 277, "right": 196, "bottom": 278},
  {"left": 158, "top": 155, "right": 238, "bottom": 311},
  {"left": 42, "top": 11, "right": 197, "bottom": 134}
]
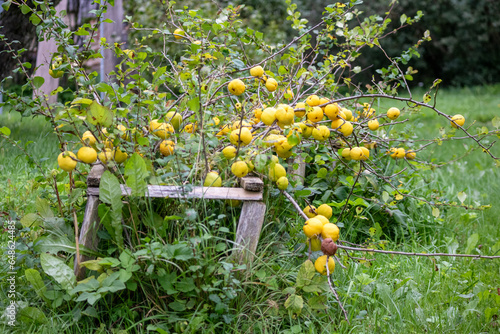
[{"left": 1, "top": 85, "right": 500, "bottom": 333}]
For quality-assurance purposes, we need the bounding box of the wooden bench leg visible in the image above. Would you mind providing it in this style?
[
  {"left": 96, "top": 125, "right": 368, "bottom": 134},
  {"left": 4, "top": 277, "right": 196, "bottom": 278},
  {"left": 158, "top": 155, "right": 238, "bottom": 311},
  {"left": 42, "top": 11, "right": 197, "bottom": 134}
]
[
  {"left": 74, "top": 194, "right": 100, "bottom": 279},
  {"left": 234, "top": 200, "right": 266, "bottom": 263}
]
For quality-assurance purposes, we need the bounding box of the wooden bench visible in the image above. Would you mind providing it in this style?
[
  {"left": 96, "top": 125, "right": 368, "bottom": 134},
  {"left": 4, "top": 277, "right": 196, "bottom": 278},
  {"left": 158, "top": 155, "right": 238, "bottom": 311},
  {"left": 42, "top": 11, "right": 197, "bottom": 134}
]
[{"left": 75, "top": 165, "right": 266, "bottom": 278}]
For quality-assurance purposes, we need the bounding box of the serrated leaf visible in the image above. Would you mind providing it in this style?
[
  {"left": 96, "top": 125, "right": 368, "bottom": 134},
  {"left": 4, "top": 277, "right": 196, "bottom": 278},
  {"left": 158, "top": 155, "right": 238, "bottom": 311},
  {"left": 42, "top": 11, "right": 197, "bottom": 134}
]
[
  {"left": 187, "top": 97, "right": 200, "bottom": 113},
  {"left": 99, "top": 171, "right": 123, "bottom": 247},
  {"left": 296, "top": 260, "right": 316, "bottom": 288},
  {"left": 457, "top": 191, "right": 467, "bottom": 204},
  {"left": 124, "top": 153, "right": 149, "bottom": 196},
  {"left": 284, "top": 294, "right": 303, "bottom": 314},
  {"left": 40, "top": 253, "right": 76, "bottom": 291},
  {"left": 87, "top": 101, "right": 113, "bottom": 127}
]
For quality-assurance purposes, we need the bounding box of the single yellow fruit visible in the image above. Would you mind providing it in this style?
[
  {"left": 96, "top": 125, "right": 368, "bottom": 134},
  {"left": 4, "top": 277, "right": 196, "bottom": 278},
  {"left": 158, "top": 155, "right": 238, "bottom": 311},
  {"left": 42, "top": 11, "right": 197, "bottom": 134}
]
[
  {"left": 114, "top": 148, "right": 128, "bottom": 164},
  {"left": 173, "top": 28, "right": 185, "bottom": 39},
  {"left": 303, "top": 205, "right": 317, "bottom": 218},
  {"left": 342, "top": 109, "right": 353, "bottom": 121},
  {"left": 204, "top": 171, "right": 222, "bottom": 187},
  {"left": 98, "top": 148, "right": 114, "bottom": 164},
  {"left": 311, "top": 237, "right": 322, "bottom": 252},
  {"left": 269, "top": 163, "right": 286, "bottom": 182},
  {"left": 321, "top": 223, "right": 340, "bottom": 241},
  {"left": 314, "top": 255, "right": 335, "bottom": 275},
  {"left": 331, "top": 118, "right": 343, "bottom": 130},
  {"left": 315, "top": 215, "right": 329, "bottom": 226},
  {"left": 276, "top": 176, "right": 289, "bottom": 190},
  {"left": 316, "top": 204, "right": 332, "bottom": 219},
  {"left": 160, "top": 140, "right": 175, "bottom": 156},
  {"left": 165, "top": 111, "right": 183, "bottom": 130},
  {"left": 302, "top": 121, "right": 314, "bottom": 138},
  {"left": 231, "top": 120, "right": 252, "bottom": 131},
  {"left": 450, "top": 114, "right": 465, "bottom": 128},
  {"left": 307, "top": 106, "right": 324, "bottom": 123},
  {"left": 250, "top": 65, "right": 264, "bottom": 77},
  {"left": 360, "top": 147, "right": 370, "bottom": 160},
  {"left": 350, "top": 147, "right": 363, "bottom": 160},
  {"left": 184, "top": 123, "right": 197, "bottom": 134},
  {"left": 231, "top": 161, "right": 249, "bottom": 178},
  {"left": 387, "top": 107, "right": 400, "bottom": 120},
  {"left": 303, "top": 218, "right": 323, "bottom": 238},
  {"left": 285, "top": 88, "right": 294, "bottom": 100},
  {"left": 395, "top": 147, "right": 406, "bottom": 159},
  {"left": 367, "top": 119, "right": 379, "bottom": 131},
  {"left": 77, "top": 147, "right": 97, "bottom": 164},
  {"left": 254, "top": 108, "right": 263, "bottom": 121},
  {"left": 306, "top": 95, "right": 320, "bottom": 107},
  {"left": 338, "top": 121, "right": 353, "bottom": 136},
  {"left": 312, "top": 125, "right": 330, "bottom": 141},
  {"left": 230, "top": 127, "right": 253, "bottom": 146},
  {"left": 222, "top": 146, "right": 237, "bottom": 159},
  {"left": 265, "top": 78, "right": 278, "bottom": 92},
  {"left": 228, "top": 79, "right": 246, "bottom": 96},
  {"left": 319, "top": 97, "right": 330, "bottom": 108},
  {"left": 58, "top": 151, "right": 77, "bottom": 172},
  {"left": 294, "top": 102, "right": 306, "bottom": 118},
  {"left": 406, "top": 150, "right": 416, "bottom": 160},
  {"left": 275, "top": 105, "right": 294, "bottom": 125},
  {"left": 341, "top": 148, "right": 351, "bottom": 160},
  {"left": 261, "top": 107, "right": 277, "bottom": 125},
  {"left": 324, "top": 103, "right": 340, "bottom": 120},
  {"left": 82, "top": 131, "right": 96, "bottom": 146}
]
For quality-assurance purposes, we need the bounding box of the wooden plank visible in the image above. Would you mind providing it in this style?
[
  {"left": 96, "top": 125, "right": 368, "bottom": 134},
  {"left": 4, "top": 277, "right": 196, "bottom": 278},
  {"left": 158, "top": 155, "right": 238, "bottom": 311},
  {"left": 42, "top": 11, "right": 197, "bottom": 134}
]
[
  {"left": 74, "top": 195, "right": 100, "bottom": 279},
  {"left": 240, "top": 177, "right": 264, "bottom": 192},
  {"left": 234, "top": 201, "right": 267, "bottom": 262},
  {"left": 87, "top": 185, "right": 263, "bottom": 201},
  {"left": 87, "top": 164, "right": 105, "bottom": 187}
]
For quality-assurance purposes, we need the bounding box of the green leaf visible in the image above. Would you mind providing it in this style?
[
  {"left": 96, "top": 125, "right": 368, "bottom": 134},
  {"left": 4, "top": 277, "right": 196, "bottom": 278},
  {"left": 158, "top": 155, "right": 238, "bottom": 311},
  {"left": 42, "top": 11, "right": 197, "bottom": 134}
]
[
  {"left": 29, "top": 13, "right": 41, "bottom": 25},
  {"left": 33, "top": 76, "right": 44, "bottom": 89},
  {"left": 36, "top": 197, "right": 54, "bottom": 218},
  {"left": 316, "top": 167, "right": 328, "bottom": 178},
  {"left": 124, "top": 153, "right": 149, "bottom": 196},
  {"left": 0, "top": 126, "right": 11, "bottom": 136},
  {"left": 307, "top": 295, "right": 327, "bottom": 310},
  {"left": 492, "top": 116, "right": 500, "bottom": 129},
  {"left": 99, "top": 171, "right": 123, "bottom": 247},
  {"left": 40, "top": 253, "right": 76, "bottom": 291},
  {"left": 70, "top": 278, "right": 100, "bottom": 294},
  {"left": 432, "top": 207, "right": 440, "bottom": 218},
  {"left": 457, "top": 191, "right": 467, "bottom": 204},
  {"left": 33, "top": 234, "right": 75, "bottom": 254},
  {"left": 18, "top": 307, "right": 48, "bottom": 324},
  {"left": 287, "top": 133, "right": 300, "bottom": 146},
  {"left": 284, "top": 294, "right": 303, "bottom": 314},
  {"left": 21, "top": 213, "right": 41, "bottom": 228},
  {"left": 465, "top": 233, "right": 479, "bottom": 254},
  {"left": 87, "top": 101, "right": 113, "bottom": 127},
  {"left": 296, "top": 260, "right": 316, "bottom": 288},
  {"left": 24, "top": 269, "right": 48, "bottom": 302},
  {"left": 20, "top": 4, "right": 31, "bottom": 14},
  {"left": 400, "top": 13, "right": 407, "bottom": 25},
  {"left": 187, "top": 97, "right": 200, "bottom": 113},
  {"left": 2, "top": 1, "right": 11, "bottom": 11}
]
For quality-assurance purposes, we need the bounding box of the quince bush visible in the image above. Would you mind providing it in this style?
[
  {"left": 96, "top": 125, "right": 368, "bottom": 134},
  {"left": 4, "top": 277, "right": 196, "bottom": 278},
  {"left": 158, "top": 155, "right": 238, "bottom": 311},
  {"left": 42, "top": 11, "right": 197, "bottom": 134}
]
[{"left": 1, "top": 0, "right": 499, "bottom": 327}]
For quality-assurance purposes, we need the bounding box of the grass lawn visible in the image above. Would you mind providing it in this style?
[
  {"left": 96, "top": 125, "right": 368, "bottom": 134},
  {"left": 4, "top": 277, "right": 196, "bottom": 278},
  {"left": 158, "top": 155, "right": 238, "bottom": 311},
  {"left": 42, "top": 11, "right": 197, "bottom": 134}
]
[{"left": 1, "top": 85, "right": 499, "bottom": 333}]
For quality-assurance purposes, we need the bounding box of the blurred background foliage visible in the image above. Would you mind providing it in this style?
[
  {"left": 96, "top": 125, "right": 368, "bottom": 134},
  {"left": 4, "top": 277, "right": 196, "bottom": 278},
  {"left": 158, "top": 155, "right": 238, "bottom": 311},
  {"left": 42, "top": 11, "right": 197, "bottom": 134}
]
[
  {"left": 125, "top": 0, "right": 500, "bottom": 87},
  {"left": 2, "top": 0, "right": 500, "bottom": 87}
]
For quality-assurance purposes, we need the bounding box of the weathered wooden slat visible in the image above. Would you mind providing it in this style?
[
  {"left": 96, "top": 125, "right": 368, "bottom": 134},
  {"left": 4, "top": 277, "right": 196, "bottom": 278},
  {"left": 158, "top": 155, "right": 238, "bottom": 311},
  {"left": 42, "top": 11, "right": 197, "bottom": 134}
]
[
  {"left": 74, "top": 195, "right": 100, "bottom": 279},
  {"left": 234, "top": 201, "right": 267, "bottom": 262},
  {"left": 240, "top": 176, "right": 264, "bottom": 192},
  {"left": 87, "top": 184, "right": 263, "bottom": 201}
]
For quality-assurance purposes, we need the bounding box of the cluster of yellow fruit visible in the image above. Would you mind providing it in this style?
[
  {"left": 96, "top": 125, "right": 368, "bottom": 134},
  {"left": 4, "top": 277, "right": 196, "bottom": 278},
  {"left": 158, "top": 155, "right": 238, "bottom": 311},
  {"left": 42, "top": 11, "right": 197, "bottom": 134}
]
[
  {"left": 341, "top": 146, "right": 370, "bottom": 161},
  {"left": 300, "top": 204, "right": 340, "bottom": 275},
  {"left": 388, "top": 147, "right": 416, "bottom": 160}
]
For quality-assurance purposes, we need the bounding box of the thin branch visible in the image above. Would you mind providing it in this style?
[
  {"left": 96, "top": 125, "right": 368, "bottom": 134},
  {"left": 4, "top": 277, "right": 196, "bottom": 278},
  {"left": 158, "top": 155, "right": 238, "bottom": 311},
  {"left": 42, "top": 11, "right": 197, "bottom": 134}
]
[{"left": 326, "top": 255, "right": 349, "bottom": 324}]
